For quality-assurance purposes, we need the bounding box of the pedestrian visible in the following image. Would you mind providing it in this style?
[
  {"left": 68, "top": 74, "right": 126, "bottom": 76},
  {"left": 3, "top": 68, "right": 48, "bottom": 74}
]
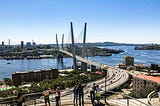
[
  {"left": 17, "top": 90, "right": 25, "bottom": 106},
  {"left": 73, "top": 85, "right": 78, "bottom": 105},
  {"left": 77, "top": 83, "right": 87, "bottom": 106},
  {"left": 95, "top": 84, "right": 102, "bottom": 104},
  {"left": 54, "top": 87, "right": 61, "bottom": 106},
  {"left": 90, "top": 83, "right": 96, "bottom": 105},
  {"left": 43, "top": 88, "right": 51, "bottom": 106}
]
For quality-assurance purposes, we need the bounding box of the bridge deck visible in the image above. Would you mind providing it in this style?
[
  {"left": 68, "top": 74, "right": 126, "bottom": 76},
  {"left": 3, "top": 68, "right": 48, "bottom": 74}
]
[{"left": 59, "top": 49, "right": 103, "bottom": 67}]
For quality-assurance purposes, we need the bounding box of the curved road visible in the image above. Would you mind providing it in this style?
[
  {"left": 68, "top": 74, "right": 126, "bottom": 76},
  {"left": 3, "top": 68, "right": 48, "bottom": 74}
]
[{"left": 58, "top": 67, "right": 129, "bottom": 102}]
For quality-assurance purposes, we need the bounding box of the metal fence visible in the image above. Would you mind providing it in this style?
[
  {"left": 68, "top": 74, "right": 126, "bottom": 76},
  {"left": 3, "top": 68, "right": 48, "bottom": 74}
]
[
  {"left": 0, "top": 92, "right": 43, "bottom": 106},
  {"left": 147, "top": 90, "right": 159, "bottom": 106},
  {"left": 0, "top": 90, "right": 153, "bottom": 106},
  {"left": 105, "top": 90, "right": 151, "bottom": 106}
]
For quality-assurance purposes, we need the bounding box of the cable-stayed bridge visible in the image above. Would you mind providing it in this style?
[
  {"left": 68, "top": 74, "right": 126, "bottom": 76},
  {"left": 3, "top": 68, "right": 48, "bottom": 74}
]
[
  {"left": 0, "top": 22, "right": 151, "bottom": 106},
  {"left": 53, "top": 22, "right": 151, "bottom": 106},
  {"left": 55, "top": 22, "right": 130, "bottom": 92}
]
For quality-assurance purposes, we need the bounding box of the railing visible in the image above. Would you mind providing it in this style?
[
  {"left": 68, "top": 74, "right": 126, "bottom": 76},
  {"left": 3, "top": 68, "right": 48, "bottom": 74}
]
[
  {"left": 105, "top": 90, "right": 151, "bottom": 106},
  {"left": 0, "top": 90, "right": 152, "bottom": 106},
  {"left": 0, "top": 89, "right": 77, "bottom": 106},
  {"left": 0, "top": 96, "right": 17, "bottom": 106},
  {"left": 0, "top": 92, "right": 42, "bottom": 106},
  {"left": 147, "top": 90, "right": 159, "bottom": 106}
]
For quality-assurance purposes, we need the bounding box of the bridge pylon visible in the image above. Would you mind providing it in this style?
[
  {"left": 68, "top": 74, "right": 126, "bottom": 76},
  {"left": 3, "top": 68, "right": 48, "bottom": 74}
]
[
  {"left": 70, "top": 22, "right": 78, "bottom": 70},
  {"left": 81, "top": 22, "right": 88, "bottom": 71},
  {"left": 62, "top": 34, "right": 64, "bottom": 50},
  {"left": 56, "top": 34, "right": 63, "bottom": 59}
]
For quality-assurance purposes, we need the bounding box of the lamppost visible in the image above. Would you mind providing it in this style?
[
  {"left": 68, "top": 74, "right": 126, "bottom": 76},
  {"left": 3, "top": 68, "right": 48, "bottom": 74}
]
[{"left": 102, "top": 65, "right": 108, "bottom": 104}]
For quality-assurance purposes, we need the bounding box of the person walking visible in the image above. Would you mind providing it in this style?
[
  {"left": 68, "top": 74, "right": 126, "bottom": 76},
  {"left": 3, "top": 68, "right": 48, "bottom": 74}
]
[
  {"left": 17, "top": 90, "right": 25, "bottom": 106},
  {"left": 77, "top": 83, "right": 87, "bottom": 106},
  {"left": 54, "top": 87, "right": 61, "bottom": 106},
  {"left": 95, "top": 84, "right": 102, "bottom": 104},
  {"left": 90, "top": 83, "right": 96, "bottom": 105},
  {"left": 73, "top": 85, "right": 78, "bottom": 105},
  {"left": 43, "top": 88, "right": 51, "bottom": 106}
]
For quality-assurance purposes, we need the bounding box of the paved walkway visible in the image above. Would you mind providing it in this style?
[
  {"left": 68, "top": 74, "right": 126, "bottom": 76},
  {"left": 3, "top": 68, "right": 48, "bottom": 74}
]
[
  {"left": 34, "top": 100, "right": 93, "bottom": 106},
  {"left": 30, "top": 98, "right": 151, "bottom": 106},
  {"left": 150, "top": 98, "right": 160, "bottom": 106}
]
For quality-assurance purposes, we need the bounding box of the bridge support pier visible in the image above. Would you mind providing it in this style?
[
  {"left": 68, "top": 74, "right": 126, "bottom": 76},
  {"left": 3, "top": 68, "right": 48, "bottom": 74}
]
[
  {"left": 57, "top": 53, "right": 63, "bottom": 59},
  {"left": 81, "top": 62, "right": 87, "bottom": 71},
  {"left": 91, "top": 65, "right": 96, "bottom": 71}
]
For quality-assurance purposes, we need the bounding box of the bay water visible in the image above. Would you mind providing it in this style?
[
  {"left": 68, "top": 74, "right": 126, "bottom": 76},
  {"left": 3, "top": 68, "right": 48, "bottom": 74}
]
[{"left": 0, "top": 46, "right": 159, "bottom": 80}]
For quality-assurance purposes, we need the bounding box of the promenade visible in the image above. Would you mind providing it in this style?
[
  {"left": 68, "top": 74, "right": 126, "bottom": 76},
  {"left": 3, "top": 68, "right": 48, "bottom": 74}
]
[{"left": 30, "top": 98, "right": 150, "bottom": 106}]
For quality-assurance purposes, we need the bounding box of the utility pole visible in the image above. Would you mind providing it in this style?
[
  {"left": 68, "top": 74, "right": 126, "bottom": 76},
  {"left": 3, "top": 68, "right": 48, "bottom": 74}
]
[{"left": 102, "top": 65, "right": 109, "bottom": 105}]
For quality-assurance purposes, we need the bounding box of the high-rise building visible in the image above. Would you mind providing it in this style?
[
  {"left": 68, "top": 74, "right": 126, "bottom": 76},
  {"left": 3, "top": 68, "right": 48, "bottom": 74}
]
[
  {"left": 2, "top": 41, "right": 4, "bottom": 46},
  {"left": 124, "top": 56, "right": 134, "bottom": 66},
  {"left": 21, "top": 41, "right": 24, "bottom": 48},
  {"left": 32, "top": 41, "right": 36, "bottom": 49},
  {"left": 26, "top": 42, "right": 32, "bottom": 49}
]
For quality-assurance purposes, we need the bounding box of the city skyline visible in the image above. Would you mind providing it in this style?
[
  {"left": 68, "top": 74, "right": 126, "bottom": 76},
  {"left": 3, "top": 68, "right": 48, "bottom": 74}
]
[{"left": 0, "top": 0, "right": 160, "bottom": 44}]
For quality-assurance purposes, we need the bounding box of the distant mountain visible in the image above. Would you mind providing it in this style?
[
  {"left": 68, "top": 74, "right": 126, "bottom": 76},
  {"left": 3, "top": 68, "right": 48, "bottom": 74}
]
[
  {"left": 86, "top": 42, "right": 137, "bottom": 46},
  {"left": 49, "top": 42, "right": 159, "bottom": 47}
]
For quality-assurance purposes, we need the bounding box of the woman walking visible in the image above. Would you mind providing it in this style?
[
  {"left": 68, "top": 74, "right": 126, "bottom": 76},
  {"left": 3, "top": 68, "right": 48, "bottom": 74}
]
[
  {"left": 73, "top": 85, "right": 78, "bottom": 105},
  {"left": 54, "top": 87, "right": 61, "bottom": 106}
]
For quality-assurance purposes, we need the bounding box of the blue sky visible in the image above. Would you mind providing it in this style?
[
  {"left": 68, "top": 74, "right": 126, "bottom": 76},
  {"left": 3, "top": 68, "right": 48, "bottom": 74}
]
[{"left": 0, "top": 0, "right": 160, "bottom": 44}]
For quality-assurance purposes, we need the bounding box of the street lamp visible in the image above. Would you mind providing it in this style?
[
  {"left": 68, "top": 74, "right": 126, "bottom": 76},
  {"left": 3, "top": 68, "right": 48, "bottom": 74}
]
[{"left": 102, "top": 65, "right": 108, "bottom": 104}]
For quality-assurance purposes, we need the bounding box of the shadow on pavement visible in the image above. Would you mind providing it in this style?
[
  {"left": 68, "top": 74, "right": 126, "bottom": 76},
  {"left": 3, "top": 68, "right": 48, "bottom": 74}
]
[{"left": 93, "top": 102, "right": 106, "bottom": 106}]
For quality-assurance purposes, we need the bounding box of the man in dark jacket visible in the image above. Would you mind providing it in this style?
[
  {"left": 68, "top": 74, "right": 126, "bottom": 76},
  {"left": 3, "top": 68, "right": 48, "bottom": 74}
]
[
  {"left": 90, "top": 83, "right": 96, "bottom": 105},
  {"left": 17, "top": 90, "right": 25, "bottom": 106},
  {"left": 77, "top": 83, "right": 87, "bottom": 106},
  {"left": 73, "top": 85, "right": 78, "bottom": 104}
]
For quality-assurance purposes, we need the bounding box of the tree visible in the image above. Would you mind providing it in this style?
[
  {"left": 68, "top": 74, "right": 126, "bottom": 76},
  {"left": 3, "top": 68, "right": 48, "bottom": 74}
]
[
  {"left": 29, "top": 82, "right": 42, "bottom": 93},
  {"left": 3, "top": 78, "right": 12, "bottom": 86},
  {"left": 0, "top": 81, "right": 4, "bottom": 85},
  {"left": 32, "top": 50, "right": 38, "bottom": 56}
]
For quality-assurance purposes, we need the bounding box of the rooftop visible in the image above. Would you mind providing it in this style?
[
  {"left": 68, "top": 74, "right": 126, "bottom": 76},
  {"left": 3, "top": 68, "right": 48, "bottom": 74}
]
[{"left": 135, "top": 74, "right": 160, "bottom": 84}]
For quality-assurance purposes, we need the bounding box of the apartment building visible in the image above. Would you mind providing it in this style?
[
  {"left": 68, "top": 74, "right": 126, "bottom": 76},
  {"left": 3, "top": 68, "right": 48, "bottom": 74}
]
[
  {"left": 12, "top": 68, "right": 58, "bottom": 86},
  {"left": 133, "top": 74, "right": 160, "bottom": 92}
]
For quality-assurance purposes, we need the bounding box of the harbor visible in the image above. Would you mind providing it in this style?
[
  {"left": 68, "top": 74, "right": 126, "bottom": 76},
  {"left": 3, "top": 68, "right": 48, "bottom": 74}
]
[{"left": 0, "top": 45, "right": 160, "bottom": 80}]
